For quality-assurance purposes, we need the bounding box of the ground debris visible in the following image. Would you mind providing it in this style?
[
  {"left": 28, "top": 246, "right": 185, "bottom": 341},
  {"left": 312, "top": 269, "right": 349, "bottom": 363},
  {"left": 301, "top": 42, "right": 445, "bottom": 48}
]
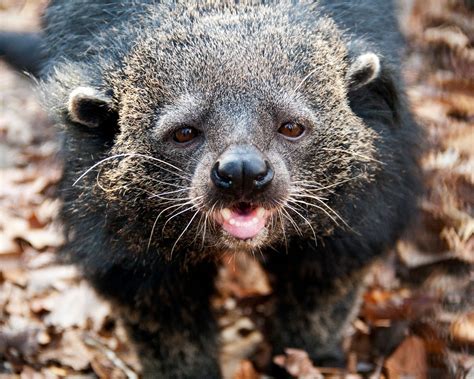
[{"left": 273, "top": 349, "right": 325, "bottom": 379}]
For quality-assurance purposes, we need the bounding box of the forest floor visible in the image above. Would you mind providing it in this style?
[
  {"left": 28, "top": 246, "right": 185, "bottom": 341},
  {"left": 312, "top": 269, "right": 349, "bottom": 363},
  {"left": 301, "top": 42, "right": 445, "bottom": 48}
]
[{"left": 0, "top": 0, "right": 473, "bottom": 378}]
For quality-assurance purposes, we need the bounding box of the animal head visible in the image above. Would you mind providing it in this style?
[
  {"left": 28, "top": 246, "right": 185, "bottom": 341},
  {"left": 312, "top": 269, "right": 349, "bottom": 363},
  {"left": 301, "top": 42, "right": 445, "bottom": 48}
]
[{"left": 54, "top": 3, "right": 392, "bottom": 258}]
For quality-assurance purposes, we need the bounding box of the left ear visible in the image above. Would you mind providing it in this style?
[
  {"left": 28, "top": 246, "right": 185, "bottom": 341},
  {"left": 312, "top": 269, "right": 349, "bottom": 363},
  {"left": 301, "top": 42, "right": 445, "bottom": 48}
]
[
  {"left": 68, "top": 86, "right": 116, "bottom": 128},
  {"left": 346, "top": 52, "right": 381, "bottom": 91}
]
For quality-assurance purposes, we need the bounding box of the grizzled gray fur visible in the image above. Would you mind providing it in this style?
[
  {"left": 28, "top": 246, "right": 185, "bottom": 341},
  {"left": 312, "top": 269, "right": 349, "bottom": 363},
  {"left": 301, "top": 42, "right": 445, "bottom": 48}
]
[{"left": 34, "top": 0, "right": 422, "bottom": 377}]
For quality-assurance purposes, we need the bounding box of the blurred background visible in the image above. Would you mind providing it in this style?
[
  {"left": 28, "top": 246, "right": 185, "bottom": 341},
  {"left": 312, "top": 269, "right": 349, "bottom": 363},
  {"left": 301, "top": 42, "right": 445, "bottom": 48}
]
[{"left": 0, "top": 0, "right": 473, "bottom": 378}]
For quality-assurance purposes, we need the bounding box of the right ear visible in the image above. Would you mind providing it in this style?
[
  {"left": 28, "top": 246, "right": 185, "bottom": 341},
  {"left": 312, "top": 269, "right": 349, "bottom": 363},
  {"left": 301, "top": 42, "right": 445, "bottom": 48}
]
[
  {"left": 68, "top": 86, "right": 116, "bottom": 128},
  {"left": 346, "top": 52, "right": 381, "bottom": 91}
]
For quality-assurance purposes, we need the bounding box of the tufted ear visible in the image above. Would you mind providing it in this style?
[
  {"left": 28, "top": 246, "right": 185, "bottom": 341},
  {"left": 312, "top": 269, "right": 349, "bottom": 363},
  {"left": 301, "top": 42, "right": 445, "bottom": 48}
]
[
  {"left": 68, "top": 86, "right": 116, "bottom": 128},
  {"left": 346, "top": 52, "right": 381, "bottom": 91}
]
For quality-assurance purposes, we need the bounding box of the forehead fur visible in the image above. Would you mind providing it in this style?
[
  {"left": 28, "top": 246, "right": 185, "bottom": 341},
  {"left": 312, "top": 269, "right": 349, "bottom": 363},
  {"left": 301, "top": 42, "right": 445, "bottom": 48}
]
[{"left": 112, "top": 2, "right": 349, "bottom": 112}]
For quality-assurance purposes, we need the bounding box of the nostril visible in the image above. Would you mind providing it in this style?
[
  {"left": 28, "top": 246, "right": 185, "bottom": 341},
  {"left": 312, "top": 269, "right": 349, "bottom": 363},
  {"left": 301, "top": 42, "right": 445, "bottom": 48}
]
[
  {"left": 255, "top": 161, "right": 270, "bottom": 180},
  {"left": 215, "top": 161, "right": 233, "bottom": 181},
  {"left": 213, "top": 161, "right": 221, "bottom": 177},
  {"left": 254, "top": 161, "right": 274, "bottom": 190},
  {"left": 211, "top": 161, "right": 233, "bottom": 189}
]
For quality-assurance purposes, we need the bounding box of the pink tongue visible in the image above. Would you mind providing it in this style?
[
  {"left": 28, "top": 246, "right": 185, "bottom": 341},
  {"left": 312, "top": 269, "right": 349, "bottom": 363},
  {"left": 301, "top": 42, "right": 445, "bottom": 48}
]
[{"left": 221, "top": 211, "right": 267, "bottom": 240}]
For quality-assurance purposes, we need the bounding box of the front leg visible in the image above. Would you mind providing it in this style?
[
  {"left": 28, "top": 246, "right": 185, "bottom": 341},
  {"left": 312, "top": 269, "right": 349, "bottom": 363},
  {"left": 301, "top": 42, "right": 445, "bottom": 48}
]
[
  {"left": 87, "top": 260, "right": 222, "bottom": 379},
  {"left": 126, "top": 303, "right": 221, "bottom": 378},
  {"left": 264, "top": 238, "right": 373, "bottom": 366}
]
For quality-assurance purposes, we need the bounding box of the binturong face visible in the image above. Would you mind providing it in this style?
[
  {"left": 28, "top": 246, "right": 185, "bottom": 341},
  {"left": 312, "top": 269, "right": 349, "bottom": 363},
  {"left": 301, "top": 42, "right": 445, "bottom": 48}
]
[{"left": 64, "top": 4, "right": 386, "bottom": 259}]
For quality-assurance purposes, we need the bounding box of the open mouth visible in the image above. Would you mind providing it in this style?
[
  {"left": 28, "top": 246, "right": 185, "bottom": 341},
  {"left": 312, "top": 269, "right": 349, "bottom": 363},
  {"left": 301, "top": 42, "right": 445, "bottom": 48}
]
[{"left": 216, "top": 202, "right": 270, "bottom": 240}]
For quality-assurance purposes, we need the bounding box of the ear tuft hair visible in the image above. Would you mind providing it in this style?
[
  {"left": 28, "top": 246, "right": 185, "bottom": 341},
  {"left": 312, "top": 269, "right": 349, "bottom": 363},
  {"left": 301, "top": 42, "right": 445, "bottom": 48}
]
[
  {"left": 68, "top": 86, "right": 115, "bottom": 128},
  {"left": 347, "top": 52, "right": 381, "bottom": 91}
]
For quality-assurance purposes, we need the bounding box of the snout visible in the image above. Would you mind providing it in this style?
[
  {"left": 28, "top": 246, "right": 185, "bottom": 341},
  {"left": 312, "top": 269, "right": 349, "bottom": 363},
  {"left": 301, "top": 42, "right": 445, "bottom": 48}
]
[
  {"left": 209, "top": 145, "right": 276, "bottom": 241},
  {"left": 211, "top": 145, "right": 274, "bottom": 198}
]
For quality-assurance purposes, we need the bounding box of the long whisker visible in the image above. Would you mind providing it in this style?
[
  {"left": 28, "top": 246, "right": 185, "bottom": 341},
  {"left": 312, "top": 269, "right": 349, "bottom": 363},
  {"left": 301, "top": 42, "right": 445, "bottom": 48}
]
[
  {"left": 146, "top": 199, "right": 198, "bottom": 253},
  {"left": 131, "top": 156, "right": 192, "bottom": 182},
  {"left": 93, "top": 169, "right": 190, "bottom": 201},
  {"left": 200, "top": 201, "right": 218, "bottom": 249},
  {"left": 95, "top": 168, "right": 126, "bottom": 193},
  {"left": 147, "top": 213, "right": 162, "bottom": 253},
  {"left": 289, "top": 197, "right": 340, "bottom": 226},
  {"left": 74, "top": 153, "right": 132, "bottom": 186},
  {"left": 291, "top": 191, "right": 342, "bottom": 216},
  {"left": 280, "top": 207, "right": 304, "bottom": 237},
  {"left": 292, "top": 174, "right": 364, "bottom": 192},
  {"left": 128, "top": 153, "right": 186, "bottom": 172},
  {"left": 293, "top": 191, "right": 329, "bottom": 202},
  {"left": 156, "top": 198, "right": 198, "bottom": 222},
  {"left": 170, "top": 209, "right": 201, "bottom": 259},
  {"left": 288, "top": 198, "right": 348, "bottom": 229},
  {"left": 200, "top": 212, "right": 209, "bottom": 250},
  {"left": 277, "top": 209, "right": 288, "bottom": 254},
  {"left": 162, "top": 201, "right": 202, "bottom": 232},
  {"left": 291, "top": 192, "right": 329, "bottom": 202},
  {"left": 192, "top": 214, "right": 202, "bottom": 244},
  {"left": 284, "top": 202, "right": 318, "bottom": 245},
  {"left": 73, "top": 153, "right": 191, "bottom": 186},
  {"left": 142, "top": 176, "right": 192, "bottom": 190},
  {"left": 321, "top": 148, "right": 383, "bottom": 165},
  {"left": 148, "top": 187, "right": 192, "bottom": 200}
]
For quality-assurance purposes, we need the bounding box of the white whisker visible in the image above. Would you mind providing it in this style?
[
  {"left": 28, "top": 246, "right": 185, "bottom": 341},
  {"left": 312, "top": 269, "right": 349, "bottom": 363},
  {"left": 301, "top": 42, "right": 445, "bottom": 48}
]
[
  {"left": 162, "top": 202, "right": 201, "bottom": 232},
  {"left": 321, "top": 148, "right": 383, "bottom": 165},
  {"left": 289, "top": 198, "right": 348, "bottom": 229},
  {"left": 74, "top": 153, "right": 132, "bottom": 186},
  {"left": 170, "top": 210, "right": 201, "bottom": 258},
  {"left": 73, "top": 152, "right": 191, "bottom": 186},
  {"left": 284, "top": 202, "right": 318, "bottom": 245},
  {"left": 148, "top": 187, "right": 192, "bottom": 200},
  {"left": 280, "top": 207, "right": 304, "bottom": 237},
  {"left": 292, "top": 174, "right": 364, "bottom": 192}
]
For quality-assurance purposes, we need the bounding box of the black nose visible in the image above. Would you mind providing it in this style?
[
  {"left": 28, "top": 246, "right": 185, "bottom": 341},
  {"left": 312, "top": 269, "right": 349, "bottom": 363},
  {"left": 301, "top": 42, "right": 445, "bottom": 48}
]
[{"left": 211, "top": 145, "right": 274, "bottom": 197}]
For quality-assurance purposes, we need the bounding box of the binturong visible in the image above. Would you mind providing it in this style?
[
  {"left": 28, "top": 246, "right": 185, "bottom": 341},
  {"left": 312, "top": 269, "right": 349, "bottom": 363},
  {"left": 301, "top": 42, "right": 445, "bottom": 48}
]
[{"left": 5, "top": 0, "right": 422, "bottom": 377}]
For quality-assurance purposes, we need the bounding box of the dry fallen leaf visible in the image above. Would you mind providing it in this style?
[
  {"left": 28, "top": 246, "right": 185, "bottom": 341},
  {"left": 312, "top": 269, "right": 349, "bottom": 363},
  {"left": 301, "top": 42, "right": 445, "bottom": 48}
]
[
  {"left": 38, "top": 329, "right": 93, "bottom": 371},
  {"left": 273, "top": 349, "right": 324, "bottom": 379},
  {"left": 450, "top": 313, "right": 474, "bottom": 346},
  {"left": 45, "top": 280, "right": 111, "bottom": 331},
  {"left": 0, "top": 327, "right": 40, "bottom": 359},
  {"left": 233, "top": 360, "right": 260, "bottom": 379},
  {"left": 384, "top": 336, "right": 427, "bottom": 379}
]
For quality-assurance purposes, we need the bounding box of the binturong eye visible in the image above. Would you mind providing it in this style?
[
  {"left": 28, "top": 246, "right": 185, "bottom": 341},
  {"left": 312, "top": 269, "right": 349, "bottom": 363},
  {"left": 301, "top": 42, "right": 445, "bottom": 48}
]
[
  {"left": 173, "top": 126, "right": 199, "bottom": 144},
  {"left": 278, "top": 122, "right": 306, "bottom": 140}
]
